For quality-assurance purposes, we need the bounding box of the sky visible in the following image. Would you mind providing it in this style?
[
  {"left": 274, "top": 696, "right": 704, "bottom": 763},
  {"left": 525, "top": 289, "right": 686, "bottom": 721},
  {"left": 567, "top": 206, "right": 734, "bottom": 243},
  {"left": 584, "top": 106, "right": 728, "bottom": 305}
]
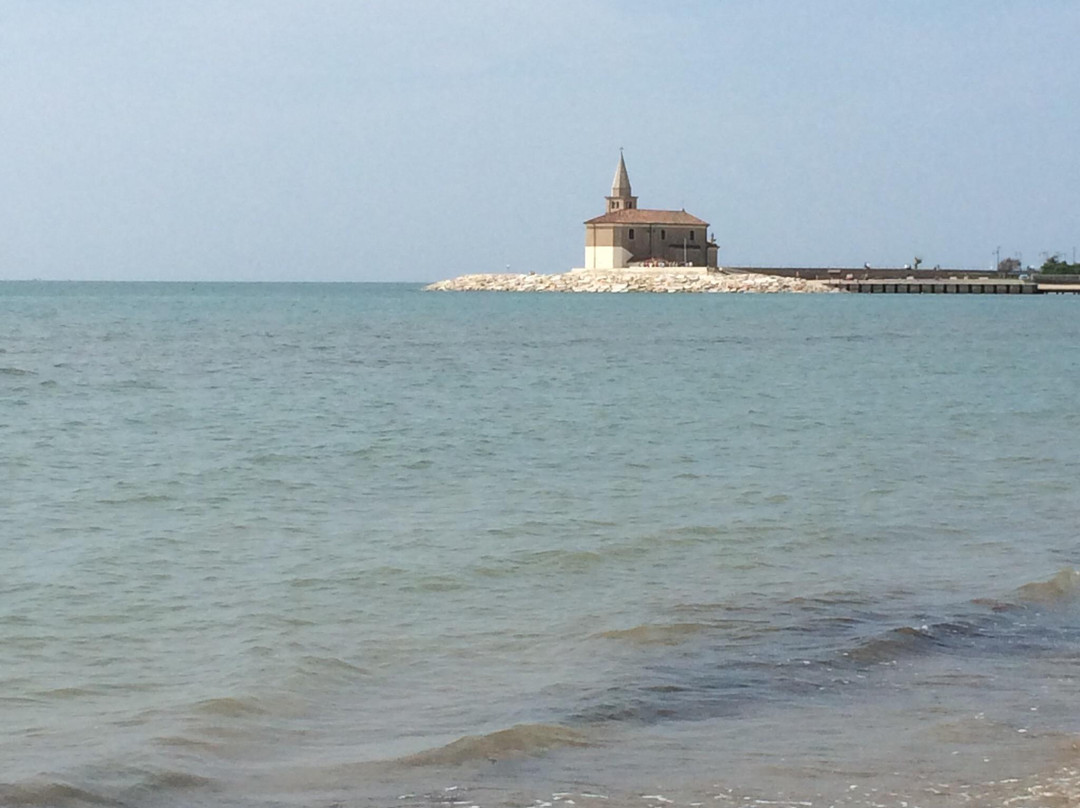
[{"left": 1, "top": 1, "right": 1078, "bottom": 282}]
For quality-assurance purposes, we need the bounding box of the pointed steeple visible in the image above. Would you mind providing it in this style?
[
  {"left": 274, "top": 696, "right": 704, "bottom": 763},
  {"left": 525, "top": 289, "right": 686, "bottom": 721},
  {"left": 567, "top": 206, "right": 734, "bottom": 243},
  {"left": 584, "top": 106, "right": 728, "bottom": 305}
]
[
  {"left": 605, "top": 150, "right": 638, "bottom": 213},
  {"left": 611, "top": 151, "right": 632, "bottom": 197}
]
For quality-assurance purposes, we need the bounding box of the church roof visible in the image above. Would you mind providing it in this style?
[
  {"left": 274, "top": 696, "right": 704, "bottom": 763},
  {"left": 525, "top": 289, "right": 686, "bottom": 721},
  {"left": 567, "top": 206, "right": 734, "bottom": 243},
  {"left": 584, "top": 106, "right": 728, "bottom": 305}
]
[{"left": 585, "top": 208, "right": 709, "bottom": 226}]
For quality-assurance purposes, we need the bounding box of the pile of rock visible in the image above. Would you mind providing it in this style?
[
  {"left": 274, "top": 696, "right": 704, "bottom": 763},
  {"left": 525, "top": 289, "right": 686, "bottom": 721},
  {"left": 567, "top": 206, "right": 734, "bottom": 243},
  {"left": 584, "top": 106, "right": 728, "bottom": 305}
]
[{"left": 425, "top": 270, "right": 834, "bottom": 294}]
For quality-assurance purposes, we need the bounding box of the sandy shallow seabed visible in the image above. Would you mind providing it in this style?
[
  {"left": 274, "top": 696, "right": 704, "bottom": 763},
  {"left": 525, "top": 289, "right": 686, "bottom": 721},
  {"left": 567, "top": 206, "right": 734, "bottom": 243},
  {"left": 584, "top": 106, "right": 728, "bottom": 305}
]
[
  {"left": 386, "top": 759, "right": 1080, "bottom": 808},
  {"left": 245, "top": 714, "right": 1080, "bottom": 808},
  {"left": 424, "top": 270, "right": 834, "bottom": 293}
]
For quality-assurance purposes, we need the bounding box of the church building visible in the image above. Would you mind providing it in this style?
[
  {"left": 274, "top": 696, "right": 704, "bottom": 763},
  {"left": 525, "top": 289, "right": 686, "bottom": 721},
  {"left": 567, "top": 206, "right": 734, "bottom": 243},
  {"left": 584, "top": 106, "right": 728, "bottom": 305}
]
[{"left": 583, "top": 153, "right": 718, "bottom": 270}]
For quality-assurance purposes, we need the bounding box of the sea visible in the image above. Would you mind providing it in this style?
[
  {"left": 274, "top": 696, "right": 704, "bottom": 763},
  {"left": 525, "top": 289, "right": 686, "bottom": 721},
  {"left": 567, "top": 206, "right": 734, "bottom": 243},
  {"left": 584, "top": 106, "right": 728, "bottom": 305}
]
[{"left": 2, "top": 281, "right": 1080, "bottom": 808}]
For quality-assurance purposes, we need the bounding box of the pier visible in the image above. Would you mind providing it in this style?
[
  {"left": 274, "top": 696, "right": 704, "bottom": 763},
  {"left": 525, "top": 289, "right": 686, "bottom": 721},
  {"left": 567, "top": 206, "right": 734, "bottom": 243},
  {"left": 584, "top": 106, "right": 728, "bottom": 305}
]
[
  {"left": 831, "top": 278, "right": 1080, "bottom": 294},
  {"left": 833, "top": 278, "right": 1036, "bottom": 294},
  {"left": 725, "top": 268, "right": 1080, "bottom": 295}
]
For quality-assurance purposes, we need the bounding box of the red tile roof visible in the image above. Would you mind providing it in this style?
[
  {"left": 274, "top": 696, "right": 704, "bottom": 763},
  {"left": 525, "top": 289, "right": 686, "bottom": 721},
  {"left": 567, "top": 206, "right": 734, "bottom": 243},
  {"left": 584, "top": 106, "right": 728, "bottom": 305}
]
[{"left": 585, "top": 208, "right": 709, "bottom": 226}]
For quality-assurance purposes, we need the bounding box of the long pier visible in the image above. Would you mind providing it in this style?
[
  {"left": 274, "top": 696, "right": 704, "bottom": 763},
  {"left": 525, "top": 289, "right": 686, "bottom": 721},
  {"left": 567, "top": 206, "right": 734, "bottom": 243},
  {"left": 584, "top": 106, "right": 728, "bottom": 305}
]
[
  {"left": 835, "top": 278, "right": 1035, "bottom": 294},
  {"left": 724, "top": 268, "right": 1080, "bottom": 295},
  {"left": 832, "top": 278, "right": 1080, "bottom": 294}
]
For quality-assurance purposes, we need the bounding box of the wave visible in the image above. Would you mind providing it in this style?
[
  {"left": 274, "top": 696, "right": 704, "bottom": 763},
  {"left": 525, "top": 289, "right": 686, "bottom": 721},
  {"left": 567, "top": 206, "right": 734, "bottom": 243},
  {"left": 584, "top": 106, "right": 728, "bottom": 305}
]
[
  {"left": 94, "top": 493, "right": 175, "bottom": 506},
  {"left": 152, "top": 734, "right": 221, "bottom": 751},
  {"left": 192, "top": 696, "right": 270, "bottom": 718},
  {"left": 0, "top": 768, "right": 213, "bottom": 808},
  {"left": 809, "top": 571, "right": 1080, "bottom": 669},
  {"left": 294, "top": 654, "right": 369, "bottom": 677},
  {"left": 1014, "top": 568, "right": 1080, "bottom": 606},
  {"left": 282, "top": 654, "right": 371, "bottom": 691},
  {"left": 783, "top": 590, "right": 877, "bottom": 607},
  {"left": 0, "top": 781, "right": 122, "bottom": 807},
  {"left": 184, "top": 689, "right": 315, "bottom": 729},
  {"left": 246, "top": 452, "right": 302, "bottom": 466},
  {"left": 105, "top": 379, "right": 166, "bottom": 391},
  {"left": 965, "top": 569, "right": 1080, "bottom": 613},
  {"left": 404, "top": 574, "right": 467, "bottom": 593},
  {"left": 473, "top": 549, "right": 609, "bottom": 578},
  {"left": 31, "top": 687, "right": 98, "bottom": 700},
  {"left": 519, "top": 548, "right": 608, "bottom": 573},
  {"left": 569, "top": 572, "right": 1080, "bottom": 728},
  {"left": 843, "top": 625, "right": 947, "bottom": 664},
  {"left": 137, "top": 769, "right": 212, "bottom": 790},
  {"left": 397, "top": 724, "right": 589, "bottom": 766},
  {"left": 594, "top": 622, "right": 712, "bottom": 646}
]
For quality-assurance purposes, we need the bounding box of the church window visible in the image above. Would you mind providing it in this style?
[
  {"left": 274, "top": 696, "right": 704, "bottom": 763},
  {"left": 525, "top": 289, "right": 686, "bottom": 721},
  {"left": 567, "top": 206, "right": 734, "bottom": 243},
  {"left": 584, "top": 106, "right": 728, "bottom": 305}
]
[
  {"left": 690, "top": 231, "right": 696, "bottom": 241},
  {"left": 629, "top": 228, "right": 635, "bottom": 239},
  {"left": 661, "top": 229, "right": 666, "bottom": 240}
]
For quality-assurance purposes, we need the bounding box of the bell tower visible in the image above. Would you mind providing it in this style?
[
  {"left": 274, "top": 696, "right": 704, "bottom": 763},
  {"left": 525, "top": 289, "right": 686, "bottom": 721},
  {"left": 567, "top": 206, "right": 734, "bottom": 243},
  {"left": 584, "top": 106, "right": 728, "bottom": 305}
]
[{"left": 605, "top": 150, "right": 638, "bottom": 213}]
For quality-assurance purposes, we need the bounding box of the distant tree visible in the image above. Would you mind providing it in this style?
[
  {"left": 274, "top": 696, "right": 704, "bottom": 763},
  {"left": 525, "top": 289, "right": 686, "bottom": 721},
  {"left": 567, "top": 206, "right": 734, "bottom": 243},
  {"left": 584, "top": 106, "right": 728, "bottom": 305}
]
[
  {"left": 997, "top": 257, "right": 1021, "bottom": 274},
  {"left": 1040, "top": 254, "right": 1080, "bottom": 275},
  {"left": 913, "top": 256, "right": 923, "bottom": 270}
]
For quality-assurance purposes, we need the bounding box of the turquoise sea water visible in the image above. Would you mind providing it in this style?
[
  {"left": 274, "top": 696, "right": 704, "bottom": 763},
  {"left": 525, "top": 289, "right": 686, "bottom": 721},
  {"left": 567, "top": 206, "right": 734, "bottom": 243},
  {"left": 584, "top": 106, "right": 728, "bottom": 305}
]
[{"left": 2, "top": 282, "right": 1080, "bottom": 808}]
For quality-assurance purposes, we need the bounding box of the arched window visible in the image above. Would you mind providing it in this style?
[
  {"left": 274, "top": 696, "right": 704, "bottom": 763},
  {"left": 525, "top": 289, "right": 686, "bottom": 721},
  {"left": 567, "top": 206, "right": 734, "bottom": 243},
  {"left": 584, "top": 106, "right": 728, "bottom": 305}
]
[{"left": 629, "top": 228, "right": 635, "bottom": 240}]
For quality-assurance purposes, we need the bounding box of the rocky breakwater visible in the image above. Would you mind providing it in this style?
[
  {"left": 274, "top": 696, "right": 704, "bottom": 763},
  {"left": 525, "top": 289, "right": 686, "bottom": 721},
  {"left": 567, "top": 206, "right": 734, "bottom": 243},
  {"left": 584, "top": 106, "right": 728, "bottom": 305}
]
[{"left": 425, "top": 270, "right": 834, "bottom": 293}]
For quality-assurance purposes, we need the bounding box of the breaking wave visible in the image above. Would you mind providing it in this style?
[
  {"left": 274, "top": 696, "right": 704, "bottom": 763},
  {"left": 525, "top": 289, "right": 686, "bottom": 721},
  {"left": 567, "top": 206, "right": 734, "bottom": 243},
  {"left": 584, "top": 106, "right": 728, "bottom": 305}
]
[
  {"left": 1014, "top": 568, "right": 1080, "bottom": 606},
  {"left": 0, "top": 768, "right": 211, "bottom": 807},
  {"left": 397, "top": 724, "right": 589, "bottom": 766},
  {"left": 567, "top": 570, "right": 1080, "bottom": 727},
  {"left": 0, "top": 781, "right": 121, "bottom": 807},
  {"left": 842, "top": 622, "right": 986, "bottom": 664}
]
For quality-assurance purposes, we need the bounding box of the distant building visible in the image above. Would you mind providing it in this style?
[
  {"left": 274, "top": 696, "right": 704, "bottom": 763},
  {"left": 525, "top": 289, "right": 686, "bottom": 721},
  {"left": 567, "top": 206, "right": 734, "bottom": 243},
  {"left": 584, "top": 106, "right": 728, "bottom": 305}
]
[{"left": 583, "top": 153, "right": 717, "bottom": 270}]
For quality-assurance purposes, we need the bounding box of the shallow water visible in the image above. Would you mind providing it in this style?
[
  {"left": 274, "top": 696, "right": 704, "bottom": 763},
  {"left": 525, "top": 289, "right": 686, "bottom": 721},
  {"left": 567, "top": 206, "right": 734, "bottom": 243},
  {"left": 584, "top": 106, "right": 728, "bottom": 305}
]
[{"left": 2, "top": 282, "right": 1080, "bottom": 807}]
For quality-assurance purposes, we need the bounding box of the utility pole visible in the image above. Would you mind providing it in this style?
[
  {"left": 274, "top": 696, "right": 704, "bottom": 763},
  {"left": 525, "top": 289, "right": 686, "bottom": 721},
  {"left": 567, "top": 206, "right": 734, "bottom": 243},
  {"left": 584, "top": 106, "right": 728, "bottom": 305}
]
[{"left": 995, "top": 246, "right": 1001, "bottom": 271}]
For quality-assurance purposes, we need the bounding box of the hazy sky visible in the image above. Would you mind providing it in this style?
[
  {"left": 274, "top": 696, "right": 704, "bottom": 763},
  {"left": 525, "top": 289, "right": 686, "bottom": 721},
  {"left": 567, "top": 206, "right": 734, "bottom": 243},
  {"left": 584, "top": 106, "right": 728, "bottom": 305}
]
[{"left": 2, "top": 1, "right": 1078, "bottom": 281}]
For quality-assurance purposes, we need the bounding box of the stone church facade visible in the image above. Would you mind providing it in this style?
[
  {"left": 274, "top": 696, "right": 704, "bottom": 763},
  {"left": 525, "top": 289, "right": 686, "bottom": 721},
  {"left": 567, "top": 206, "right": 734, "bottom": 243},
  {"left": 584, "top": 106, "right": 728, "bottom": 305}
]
[{"left": 582, "top": 154, "right": 718, "bottom": 270}]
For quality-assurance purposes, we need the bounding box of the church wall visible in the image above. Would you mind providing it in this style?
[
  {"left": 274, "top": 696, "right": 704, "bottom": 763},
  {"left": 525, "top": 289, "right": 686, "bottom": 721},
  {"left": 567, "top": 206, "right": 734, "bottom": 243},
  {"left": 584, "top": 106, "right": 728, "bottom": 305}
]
[
  {"left": 586, "top": 225, "right": 614, "bottom": 249},
  {"left": 662, "top": 240, "right": 704, "bottom": 265},
  {"left": 586, "top": 224, "right": 712, "bottom": 268},
  {"left": 615, "top": 225, "right": 704, "bottom": 266},
  {"left": 655, "top": 227, "right": 704, "bottom": 262},
  {"left": 586, "top": 226, "right": 632, "bottom": 269},
  {"left": 586, "top": 245, "right": 634, "bottom": 269},
  {"left": 613, "top": 226, "right": 640, "bottom": 263}
]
